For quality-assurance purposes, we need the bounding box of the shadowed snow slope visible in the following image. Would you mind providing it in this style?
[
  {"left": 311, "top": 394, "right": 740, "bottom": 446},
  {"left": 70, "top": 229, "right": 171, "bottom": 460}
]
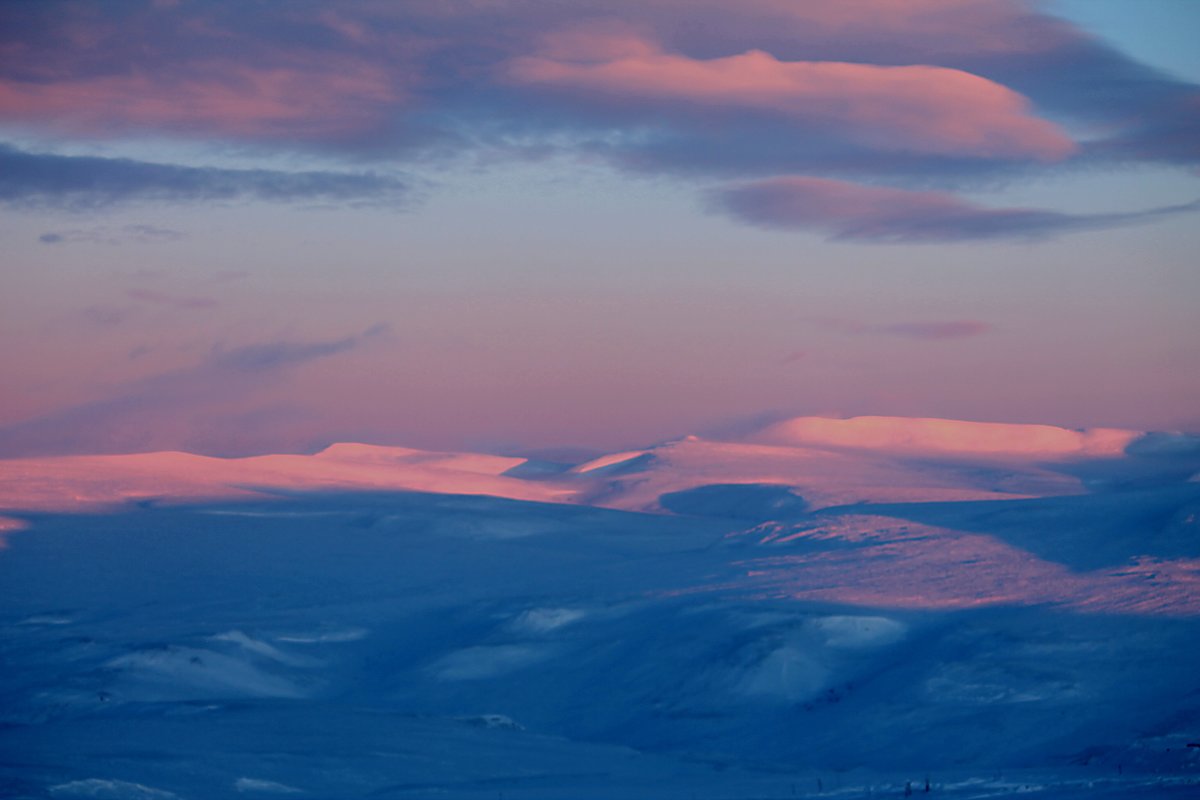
[{"left": 1, "top": 416, "right": 1199, "bottom": 798}]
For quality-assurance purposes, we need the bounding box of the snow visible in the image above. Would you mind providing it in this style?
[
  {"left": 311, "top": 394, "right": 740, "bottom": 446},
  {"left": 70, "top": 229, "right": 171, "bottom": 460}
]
[
  {"left": 507, "top": 607, "right": 587, "bottom": 633},
  {"left": 104, "top": 644, "right": 310, "bottom": 700},
  {"left": 1, "top": 415, "right": 1198, "bottom": 798},
  {"left": 232, "top": 778, "right": 303, "bottom": 794},
  {"left": 570, "top": 449, "right": 654, "bottom": 474},
  {"left": 273, "top": 627, "right": 368, "bottom": 644},
  {"left": 0, "top": 444, "right": 569, "bottom": 514},
  {"left": 810, "top": 614, "right": 908, "bottom": 649},
  {"left": 567, "top": 435, "right": 1092, "bottom": 513},
  {"left": 314, "top": 442, "right": 526, "bottom": 475},
  {"left": 430, "top": 644, "right": 552, "bottom": 681},
  {"left": 49, "top": 779, "right": 180, "bottom": 799},
  {"left": 753, "top": 415, "right": 1140, "bottom": 458}
]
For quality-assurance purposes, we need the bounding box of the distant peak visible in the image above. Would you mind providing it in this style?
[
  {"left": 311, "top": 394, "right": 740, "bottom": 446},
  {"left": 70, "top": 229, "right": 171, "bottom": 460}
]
[
  {"left": 314, "top": 442, "right": 424, "bottom": 459},
  {"left": 570, "top": 450, "right": 655, "bottom": 475},
  {"left": 749, "top": 415, "right": 1139, "bottom": 458},
  {"left": 314, "top": 442, "right": 528, "bottom": 476}
]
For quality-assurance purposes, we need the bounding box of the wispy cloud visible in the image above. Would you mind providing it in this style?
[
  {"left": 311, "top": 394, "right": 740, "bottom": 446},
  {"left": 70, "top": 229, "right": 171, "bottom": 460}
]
[
  {"left": 0, "top": 145, "right": 410, "bottom": 210},
  {"left": 713, "top": 176, "right": 1199, "bottom": 242},
  {"left": 126, "top": 224, "right": 186, "bottom": 242},
  {"left": 0, "top": 326, "right": 389, "bottom": 457},
  {"left": 39, "top": 224, "right": 186, "bottom": 245},
  {"left": 207, "top": 332, "right": 375, "bottom": 372},
  {"left": 817, "top": 317, "right": 992, "bottom": 341}
]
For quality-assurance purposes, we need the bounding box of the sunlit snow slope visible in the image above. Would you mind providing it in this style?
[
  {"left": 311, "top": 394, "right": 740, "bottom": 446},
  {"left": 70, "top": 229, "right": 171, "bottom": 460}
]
[{"left": 1, "top": 416, "right": 1198, "bottom": 799}]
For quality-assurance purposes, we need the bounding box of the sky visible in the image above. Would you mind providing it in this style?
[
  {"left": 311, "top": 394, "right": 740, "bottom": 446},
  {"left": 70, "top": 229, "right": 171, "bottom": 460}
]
[{"left": 1, "top": 0, "right": 1198, "bottom": 458}]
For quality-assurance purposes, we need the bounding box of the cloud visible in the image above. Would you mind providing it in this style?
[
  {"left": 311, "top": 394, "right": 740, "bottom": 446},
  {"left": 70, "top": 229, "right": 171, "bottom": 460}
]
[
  {"left": 2, "top": 2, "right": 1193, "bottom": 168},
  {"left": 1084, "top": 93, "right": 1200, "bottom": 166},
  {"left": 0, "top": 145, "right": 410, "bottom": 210},
  {"left": 713, "top": 176, "right": 1200, "bottom": 242},
  {"left": 0, "top": 326, "right": 388, "bottom": 457},
  {"left": 208, "top": 334, "right": 371, "bottom": 372},
  {"left": 126, "top": 224, "right": 187, "bottom": 242},
  {"left": 505, "top": 34, "right": 1074, "bottom": 162},
  {"left": 39, "top": 224, "right": 186, "bottom": 245},
  {"left": 817, "top": 317, "right": 991, "bottom": 340},
  {"left": 568, "top": 1, "right": 1200, "bottom": 169},
  {"left": 0, "top": 62, "right": 402, "bottom": 143},
  {"left": 0, "top": 0, "right": 407, "bottom": 147},
  {"left": 0, "top": 0, "right": 1197, "bottom": 235}
]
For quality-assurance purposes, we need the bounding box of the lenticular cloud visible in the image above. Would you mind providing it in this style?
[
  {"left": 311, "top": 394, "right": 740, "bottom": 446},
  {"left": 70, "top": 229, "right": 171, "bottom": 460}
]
[
  {"left": 714, "top": 176, "right": 1200, "bottom": 242},
  {"left": 0, "top": 0, "right": 1196, "bottom": 235},
  {"left": 505, "top": 34, "right": 1075, "bottom": 161}
]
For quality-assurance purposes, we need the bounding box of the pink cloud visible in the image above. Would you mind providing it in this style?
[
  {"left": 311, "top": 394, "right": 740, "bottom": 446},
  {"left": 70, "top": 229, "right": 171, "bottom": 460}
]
[
  {"left": 1, "top": 0, "right": 1195, "bottom": 219},
  {"left": 506, "top": 35, "right": 1074, "bottom": 161},
  {"left": 0, "top": 61, "right": 402, "bottom": 141}
]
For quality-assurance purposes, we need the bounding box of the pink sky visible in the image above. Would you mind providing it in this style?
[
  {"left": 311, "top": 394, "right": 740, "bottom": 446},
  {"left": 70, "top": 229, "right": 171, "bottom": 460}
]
[{"left": 1, "top": 0, "right": 1197, "bottom": 456}]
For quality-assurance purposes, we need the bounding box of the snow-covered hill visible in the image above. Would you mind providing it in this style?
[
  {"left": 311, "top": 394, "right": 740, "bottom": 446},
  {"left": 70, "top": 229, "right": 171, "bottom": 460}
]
[
  {"left": 1, "top": 416, "right": 1198, "bottom": 798},
  {"left": 752, "top": 416, "right": 1139, "bottom": 457}
]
